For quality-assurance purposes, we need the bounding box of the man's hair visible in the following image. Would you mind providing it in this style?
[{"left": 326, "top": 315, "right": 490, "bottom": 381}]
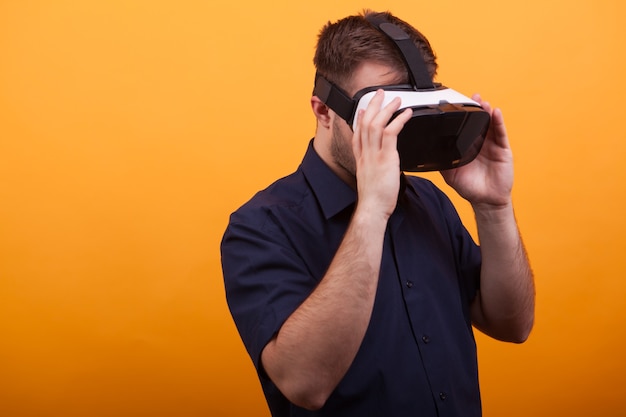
[{"left": 313, "top": 10, "right": 437, "bottom": 93}]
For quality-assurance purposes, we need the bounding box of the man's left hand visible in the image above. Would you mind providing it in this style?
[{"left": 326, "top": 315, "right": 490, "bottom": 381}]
[{"left": 441, "top": 94, "right": 513, "bottom": 208}]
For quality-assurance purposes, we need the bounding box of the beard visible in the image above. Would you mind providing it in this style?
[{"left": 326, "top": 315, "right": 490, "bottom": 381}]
[{"left": 331, "top": 117, "right": 357, "bottom": 178}]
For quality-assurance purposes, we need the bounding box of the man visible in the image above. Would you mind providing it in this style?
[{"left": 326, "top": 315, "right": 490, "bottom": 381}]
[{"left": 221, "top": 10, "right": 534, "bottom": 417}]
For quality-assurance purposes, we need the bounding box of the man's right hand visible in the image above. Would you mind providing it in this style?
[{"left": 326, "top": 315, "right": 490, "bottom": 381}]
[{"left": 351, "top": 90, "right": 412, "bottom": 219}]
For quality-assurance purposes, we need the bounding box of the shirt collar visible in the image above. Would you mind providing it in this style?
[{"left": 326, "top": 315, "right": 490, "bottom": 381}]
[
  {"left": 300, "top": 139, "right": 420, "bottom": 220},
  {"left": 301, "top": 139, "right": 356, "bottom": 219}
]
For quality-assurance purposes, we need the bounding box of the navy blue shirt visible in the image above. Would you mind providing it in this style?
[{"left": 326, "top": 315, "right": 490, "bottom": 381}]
[{"left": 221, "top": 140, "right": 482, "bottom": 417}]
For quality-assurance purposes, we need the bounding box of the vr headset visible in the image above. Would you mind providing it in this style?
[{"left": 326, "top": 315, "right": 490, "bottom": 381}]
[{"left": 313, "top": 16, "right": 490, "bottom": 172}]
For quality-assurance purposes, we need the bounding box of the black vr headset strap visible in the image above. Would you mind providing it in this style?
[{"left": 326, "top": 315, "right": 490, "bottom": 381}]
[
  {"left": 366, "top": 16, "right": 435, "bottom": 90},
  {"left": 312, "top": 17, "right": 435, "bottom": 124},
  {"left": 313, "top": 73, "right": 357, "bottom": 125}
]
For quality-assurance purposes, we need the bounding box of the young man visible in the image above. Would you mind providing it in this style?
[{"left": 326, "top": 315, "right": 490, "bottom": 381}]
[{"left": 221, "top": 10, "right": 535, "bottom": 417}]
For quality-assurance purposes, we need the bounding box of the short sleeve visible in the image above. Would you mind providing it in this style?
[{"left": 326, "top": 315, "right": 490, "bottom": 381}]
[{"left": 220, "top": 209, "right": 319, "bottom": 371}]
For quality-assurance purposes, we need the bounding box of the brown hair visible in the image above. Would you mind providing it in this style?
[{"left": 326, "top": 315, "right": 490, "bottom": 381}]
[{"left": 313, "top": 10, "right": 437, "bottom": 92}]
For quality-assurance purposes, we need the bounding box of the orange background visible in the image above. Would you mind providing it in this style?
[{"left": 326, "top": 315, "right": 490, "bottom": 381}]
[{"left": 1, "top": 1, "right": 625, "bottom": 416}]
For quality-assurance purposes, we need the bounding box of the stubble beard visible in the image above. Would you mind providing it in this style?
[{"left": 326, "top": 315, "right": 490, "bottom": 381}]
[{"left": 331, "top": 117, "right": 357, "bottom": 178}]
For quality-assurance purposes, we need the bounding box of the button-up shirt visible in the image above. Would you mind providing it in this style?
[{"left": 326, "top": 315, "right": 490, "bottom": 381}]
[{"left": 221, "top": 140, "right": 482, "bottom": 417}]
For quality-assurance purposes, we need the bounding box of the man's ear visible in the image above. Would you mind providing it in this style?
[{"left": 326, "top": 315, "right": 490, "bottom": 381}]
[{"left": 311, "top": 96, "right": 332, "bottom": 129}]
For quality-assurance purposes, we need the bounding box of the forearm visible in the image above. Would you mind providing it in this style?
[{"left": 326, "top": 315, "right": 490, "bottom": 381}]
[
  {"left": 261, "top": 206, "right": 388, "bottom": 410},
  {"left": 471, "top": 201, "right": 535, "bottom": 343}
]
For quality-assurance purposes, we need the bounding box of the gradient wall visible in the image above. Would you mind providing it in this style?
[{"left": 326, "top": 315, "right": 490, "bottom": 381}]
[{"left": 1, "top": 1, "right": 625, "bottom": 416}]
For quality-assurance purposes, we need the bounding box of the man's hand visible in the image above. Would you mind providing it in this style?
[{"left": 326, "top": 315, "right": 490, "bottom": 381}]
[
  {"left": 441, "top": 95, "right": 513, "bottom": 209},
  {"left": 441, "top": 95, "right": 535, "bottom": 343},
  {"left": 352, "top": 89, "right": 412, "bottom": 218}
]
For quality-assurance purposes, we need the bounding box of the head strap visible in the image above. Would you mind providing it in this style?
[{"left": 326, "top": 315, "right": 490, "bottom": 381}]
[
  {"left": 364, "top": 15, "right": 435, "bottom": 89},
  {"left": 312, "top": 74, "right": 356, "bottom": 124},
  {"left": 312, "top": 15, "right": 436, "bottom": 124}
]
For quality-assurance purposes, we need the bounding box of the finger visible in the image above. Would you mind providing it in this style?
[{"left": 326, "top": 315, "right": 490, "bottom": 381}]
[
  {"left": 360, "top": 90, "right": 402, "bottom": 150},
  {"left": 373, "top": 95, "right": 403, "bottom": 126},
  {"left": 352, "top": 109, "right": 365, "bottom": 158},
  {"left": 471, "top": 94, "right": 510, "bottom": 149},
  {"left": 481, "top": 100, "right": 492, "bottom": 114},
  {"left": 362, "top": 89, "right": 385, "bottom": 120},
  {"left": 383, "top": 107, "right": 412, "bottom": 137},
  {"left": 359, "top": 90, "right": 386, "bottom": 147},
  {"left": 472, "top": 93, "right": 494, "bottom": 117},
  {"left": 491, "top": 108, "right": 510, "bottom": 148},
  {"left": 382, "top": 107, "right": 412, "bottom": 152},
  {"left": 368, "top": 96, "right": 403, "bottom": 144}
]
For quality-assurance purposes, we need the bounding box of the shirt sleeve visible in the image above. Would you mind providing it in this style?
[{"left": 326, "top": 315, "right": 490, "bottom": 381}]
[{"left": 220, "top": 208, "right": 319, "bottom": 372}]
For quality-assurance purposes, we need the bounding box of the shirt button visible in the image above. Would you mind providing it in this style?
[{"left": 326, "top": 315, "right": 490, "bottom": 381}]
[
  {"left": 406, "top": 281, "right": 413, "bottom": 288},
  {"left": 439, "top": 392, "right": 447, "bottom": 401},
  {"left": 422, "top": 335, "right": 430, "bottom": 344}
]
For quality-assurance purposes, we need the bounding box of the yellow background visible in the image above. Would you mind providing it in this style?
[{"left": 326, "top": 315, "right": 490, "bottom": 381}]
[{"left": 1, "top": 0, "right": 625, "bottom": 416}]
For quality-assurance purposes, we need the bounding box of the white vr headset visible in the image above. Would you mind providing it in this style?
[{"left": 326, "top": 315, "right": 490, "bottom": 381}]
[{"left": 313, "top": 16, "right": 490, "bottom": 172}]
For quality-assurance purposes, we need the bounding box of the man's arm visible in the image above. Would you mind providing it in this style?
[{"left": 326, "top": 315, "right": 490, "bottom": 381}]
[
  {"left": 261, "top": 207, "right": 387, "bottom": 410},
  {"left": 442, "top": 95, "right": 535, "bottom": 343},
  {"left": 261, "top": 91, "right": 413, "bottom": 410},
  {"left": 470, "top": 202, "right": 535, "bottom": 343}
]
